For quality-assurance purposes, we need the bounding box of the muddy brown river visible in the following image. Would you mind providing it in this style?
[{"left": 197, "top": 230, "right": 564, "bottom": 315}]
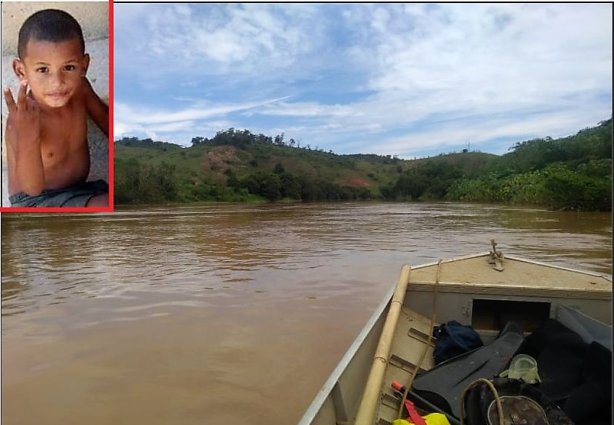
[{"left": 1, "top": 203, "right": 611, "bottom": 424}]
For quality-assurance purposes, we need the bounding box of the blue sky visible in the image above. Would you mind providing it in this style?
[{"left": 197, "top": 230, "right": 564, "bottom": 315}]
[{"left": 114, "top": 3, "right": 612, "bottom": 158}]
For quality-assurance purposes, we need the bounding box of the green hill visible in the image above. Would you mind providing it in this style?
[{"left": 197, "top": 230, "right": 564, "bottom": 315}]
[{"left": 114, "top": 119, "right": 612, "bottom": 210}]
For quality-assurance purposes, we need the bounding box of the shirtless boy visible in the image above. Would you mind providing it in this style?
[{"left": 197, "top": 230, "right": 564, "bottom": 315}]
[{"left": 3, "top": 9, "right": 108, "bottom": 207}]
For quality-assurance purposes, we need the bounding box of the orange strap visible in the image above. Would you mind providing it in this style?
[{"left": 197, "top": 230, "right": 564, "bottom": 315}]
[{"left": 404, "top": 399, "right": 427, "bottom": 425}]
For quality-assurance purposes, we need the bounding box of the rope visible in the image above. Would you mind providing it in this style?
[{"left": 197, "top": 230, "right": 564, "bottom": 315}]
[
  {"left": 396, "top": 259, "right": 442, "bottom": 419},
  {"left": 459, "top": 378, "right": 504, "bottom": 425}
]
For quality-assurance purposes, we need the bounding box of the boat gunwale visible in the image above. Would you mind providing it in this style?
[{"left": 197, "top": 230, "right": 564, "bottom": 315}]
[
  {"left": 296, "top": 278, "right": 397, "bottom": 425},
  {"left": 504, "top": 254, "right": 612, "bottom": 281}
]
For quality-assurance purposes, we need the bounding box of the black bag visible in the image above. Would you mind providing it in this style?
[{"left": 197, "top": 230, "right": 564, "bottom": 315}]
[
  {"left": 433, "top": 320, "right": 483, "bottom": 365},
  {"left": 514, "top": 319, "right": 612, "bottom": 425}
]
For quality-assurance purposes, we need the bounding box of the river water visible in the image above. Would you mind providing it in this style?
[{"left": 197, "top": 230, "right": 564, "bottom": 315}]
[{"left": 1, "top": 203, "right": 611, "bottom": 425}]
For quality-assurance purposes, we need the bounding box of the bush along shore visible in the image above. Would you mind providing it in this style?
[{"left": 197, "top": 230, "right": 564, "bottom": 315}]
[{"left": 115, "top": 119, "right": 612, "bottom": 211}]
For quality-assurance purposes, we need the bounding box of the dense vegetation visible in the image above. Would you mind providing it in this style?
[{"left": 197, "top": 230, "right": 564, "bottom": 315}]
[
  {"left": 444, "top": 119, "right": 612, "bottom": 210},
  {"left": 115, "top": 119, "right": 612, "bottom": 210}
]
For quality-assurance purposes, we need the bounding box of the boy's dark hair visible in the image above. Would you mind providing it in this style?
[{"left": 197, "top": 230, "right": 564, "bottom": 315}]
[{"left": 18, "top": 9, "right": 85, "bottom": 59}]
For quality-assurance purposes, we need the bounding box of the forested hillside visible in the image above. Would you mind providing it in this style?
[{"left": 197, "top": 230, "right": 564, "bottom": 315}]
[
  {"left": 114, "top": 119, "right": 612, "bottom": 210},
  {"left": 444, "top": 119, "right": 612, "bottom": 210}
]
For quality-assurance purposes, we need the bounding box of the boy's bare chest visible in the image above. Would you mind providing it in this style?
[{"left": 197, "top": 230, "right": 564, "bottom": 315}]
[{"left": 39, "top": 107, "right": 88, "bottom": 159}]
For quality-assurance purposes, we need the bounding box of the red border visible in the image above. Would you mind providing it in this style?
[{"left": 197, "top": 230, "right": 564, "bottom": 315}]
[
  {"left": 1, "top": 0, "right": 115, "bottom": 213},
  {"left": 108, "top": 0, "right": 115, "bottom": 212}
]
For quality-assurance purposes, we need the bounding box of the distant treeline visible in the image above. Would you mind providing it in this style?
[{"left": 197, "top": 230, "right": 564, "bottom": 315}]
[
  {"left": 115, "top": 119, "right": 612, "bottom": 210},
  {"left": 190, "top": 128, "right": 335, "bottom": 153},
  {"left": 115, "top": 160, "right": 373, "bottom": 204}
]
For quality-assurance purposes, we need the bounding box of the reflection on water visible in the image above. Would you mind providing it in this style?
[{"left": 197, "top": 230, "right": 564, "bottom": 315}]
[{"left": 1, "top": 203, "right": 612, "bottom": 425}]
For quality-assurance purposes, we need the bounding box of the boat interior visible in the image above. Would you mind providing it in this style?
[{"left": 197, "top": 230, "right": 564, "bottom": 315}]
[
  {"left": 380, "top": 254, "right": 612, "bottom": 425},
  {"left": 301, "top": 251, "right": 612, "bottom": 425}
]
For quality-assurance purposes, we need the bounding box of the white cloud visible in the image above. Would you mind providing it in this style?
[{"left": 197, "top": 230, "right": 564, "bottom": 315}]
[
  {"left": 297, "top": 4, "right": 611, "bottom": 154},
  {"left": 113, "top": 97, "right": 290, "bottom": 142},
  {"left": 115, "top": 4, "right": 325, "bottom": 80},
  {"left": 371, "top": 110, "right": 604, "bottom": 158},
  {"left": 256, "top": 102, "right": 358, "bottom": 118},
  {"left": 114, "top": 3, "right": 612, "bottom": 156}
]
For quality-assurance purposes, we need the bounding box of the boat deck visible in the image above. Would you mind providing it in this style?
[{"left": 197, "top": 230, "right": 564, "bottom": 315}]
[{"left": 410, "top": 253, "right": 611, "bottom": 298}]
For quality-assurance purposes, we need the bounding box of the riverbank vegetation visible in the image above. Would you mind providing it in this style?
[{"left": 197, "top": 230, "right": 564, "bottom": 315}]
[{"left": 115, "top": 119, "right": 611, "bottom": 210}]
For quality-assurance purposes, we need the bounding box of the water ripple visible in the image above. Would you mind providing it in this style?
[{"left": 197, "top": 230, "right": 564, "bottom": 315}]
[{"left": 2, "top": 203, "right": 611, "bottom": 323}]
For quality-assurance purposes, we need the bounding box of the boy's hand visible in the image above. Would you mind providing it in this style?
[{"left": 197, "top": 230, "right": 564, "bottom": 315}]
[{"left": 3, "top": 82, "right": 40, "bottom": 146}]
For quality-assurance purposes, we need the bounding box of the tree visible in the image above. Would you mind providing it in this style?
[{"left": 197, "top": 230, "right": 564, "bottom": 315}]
[
  {"left": 242, "top": 171, "right": 282, "bottom": 201},
  {"left": 274, "top": 133, "right": 285, "bottom": 146},
  {"left": 191, "top": 136, "right": 207, "bottom": 146},
  {"left": 280, "top": 172, "right": 302, "bottom": 199},
  {"left": 273, "top": 162, "right": 285, "bottom": 174}
]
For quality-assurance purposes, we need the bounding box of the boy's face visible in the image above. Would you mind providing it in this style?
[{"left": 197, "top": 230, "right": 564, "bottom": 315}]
[{"left": 13, "top": 37, "right": 89, "bottom": 109}]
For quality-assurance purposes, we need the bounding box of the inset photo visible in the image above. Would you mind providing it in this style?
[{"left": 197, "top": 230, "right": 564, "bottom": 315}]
[{"left": 1, "top": 2, "right": 111, "bottom": 211}]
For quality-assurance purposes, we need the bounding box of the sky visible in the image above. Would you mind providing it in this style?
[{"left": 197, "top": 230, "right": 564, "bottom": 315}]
[{"left": 114, "top": 3, "right": 612, "bottom": 158}]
